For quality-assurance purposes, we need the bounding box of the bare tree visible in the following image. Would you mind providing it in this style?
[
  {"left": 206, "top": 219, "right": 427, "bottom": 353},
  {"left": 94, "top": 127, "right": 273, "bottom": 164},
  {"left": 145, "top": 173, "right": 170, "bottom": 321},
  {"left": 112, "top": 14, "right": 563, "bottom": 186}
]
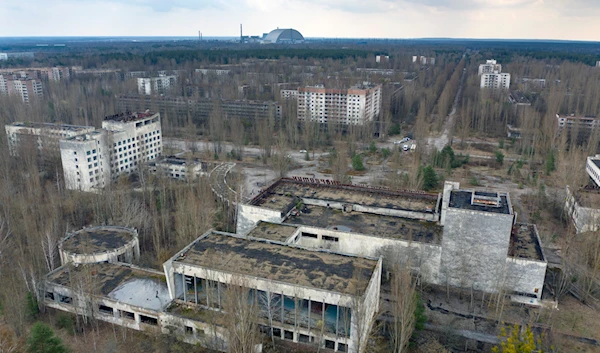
[
  {"left": 222, "top": 277, "right": 260, "bottom": 353},
  {"left": 389, "top": 264, "right": 417, "bottom": 353}
]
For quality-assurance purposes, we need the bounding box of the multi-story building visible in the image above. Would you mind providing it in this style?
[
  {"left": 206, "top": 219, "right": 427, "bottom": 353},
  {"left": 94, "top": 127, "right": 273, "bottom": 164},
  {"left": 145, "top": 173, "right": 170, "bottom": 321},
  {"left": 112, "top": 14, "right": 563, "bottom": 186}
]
[
  {"left": 478, "top": 59, "right": 502, "bottom": 75},
  {"left": 0, "top": 52, "right": 34, "bottom": 60},
  {"left": 44, "top": 67, "right": 71, "bottom": 81},
  {"left": 564, "top": 155, "right": 600, "bottom": 233},
  {"left": 375, "top": 55, "right": 389, "bottom": 63},
  {"left": 137, "top": 75, "right": 177, "bottom": 95},
  {"left": 412, "top": 56, "right": 435, "bottom": 65},
  {"left": 297, "top": 83, "right": 382, "bottom": 125},
  {"left": 480, "top": 72, "right": 511, "bottom": 90},
  {"left": 149, "top": 156, "right": 210, "bottom": 181},
  {"left": 0, "top": 75, "right": 43, "bottom": 102},
  {"left": 45, "top": 222, "right": 381, "bottom": 353},
  {"left": 5, "top": 122, "right": 95, "bottom": 158},
  {"left": 237, "top": 178, "right": 548, "bottom": 305},
  {"left": 195, "top": 68, "right": 231, "bottom": 76},
  {"left": 118, "top": 95, "right": 282, "bottom": 121},
  {"left": 556, "top": 114, "right": 600, "bottom": 131},
  {"left": 60, "top": 130, "right": 111, "bottom": 191},
  {"left": 280, "top": 89, "right": 298, "bottom": 100}
]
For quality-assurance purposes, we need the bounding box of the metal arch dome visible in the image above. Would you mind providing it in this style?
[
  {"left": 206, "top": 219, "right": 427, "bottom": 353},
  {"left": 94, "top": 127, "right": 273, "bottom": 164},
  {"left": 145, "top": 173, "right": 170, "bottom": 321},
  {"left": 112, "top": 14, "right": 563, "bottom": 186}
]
[{"left": 263, "top": 28, "right": 305, "bottom": 43}]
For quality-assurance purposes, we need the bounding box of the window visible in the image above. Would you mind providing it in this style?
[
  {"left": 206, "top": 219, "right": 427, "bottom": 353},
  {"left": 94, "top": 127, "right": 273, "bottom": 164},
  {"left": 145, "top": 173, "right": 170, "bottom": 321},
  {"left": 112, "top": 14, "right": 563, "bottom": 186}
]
[
  {"left": 140, "top": 315, "right": 158, "bottom": 326},
  {"left": 185, "top": 326, "right": 193, "bottom": 335},
  {"left": 58, "top": 294, "right": 72, "bottom": 304},
  {"left": 45, "top": 292, "right": 55, "bottom": 301},
  {"left": 302, "top": 232, "right": 318, "bottom": 239},
  {"left": 119, "top": 310, "right": 135, "bottom": 320},
  {"left": 323, "top": 235, "right": 339, "bottom": 242},
  {"left": 284, "top": 330, "right": 293, "bottom": 340},
  {"left": 325, "top": 340, "right": 335, "bottom": 350},
  {"left": 338, "top": 343, "right": 347, "bottom": 352},
  {"left": 98, "top": 304, "right": 113, "bottom": 315}
]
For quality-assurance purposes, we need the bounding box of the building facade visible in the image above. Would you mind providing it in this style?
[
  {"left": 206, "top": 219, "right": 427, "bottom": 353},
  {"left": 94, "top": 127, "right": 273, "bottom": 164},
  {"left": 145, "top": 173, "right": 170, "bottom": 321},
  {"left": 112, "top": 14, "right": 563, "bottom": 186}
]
[
  {"left": 6, "top": 122, "right": 96, "bottom": 157},
  {"left": 480, "top": 72, "right": 511, "bottom": 90},
  {"left": 137, "top": 75, "right": 177, "bottom": 95},
  {"left": 0, "top": 75, "right": 43, "bottom": 102},
  {"left": 478, "top": 59, "right": 502, "bottom": 75},
  {"left": 297, "top": 83, "right": 382, "bottom": 125}
]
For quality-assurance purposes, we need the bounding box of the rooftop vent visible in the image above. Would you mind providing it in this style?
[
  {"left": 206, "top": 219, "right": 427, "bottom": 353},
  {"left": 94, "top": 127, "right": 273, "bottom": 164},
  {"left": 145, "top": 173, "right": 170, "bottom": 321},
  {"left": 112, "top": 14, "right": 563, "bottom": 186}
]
[{"left": 471, "top": 191, "right": 501, "bottom": 208}]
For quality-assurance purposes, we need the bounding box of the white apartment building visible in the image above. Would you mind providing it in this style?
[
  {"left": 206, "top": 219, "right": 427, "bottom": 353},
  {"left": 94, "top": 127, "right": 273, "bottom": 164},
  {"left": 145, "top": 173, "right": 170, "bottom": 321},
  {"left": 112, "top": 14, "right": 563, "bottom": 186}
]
[
  {"left": 60, "top": 131, "right": 111, "bottom": 191},
  {"left": 478, "top": 59, "right": 502, "bottom": 75},
  {"left": 5, "top": 122, "right": 96, "bottom": 157},
  {"left": 280, "top": 89, "right": 298, "bottom": 100},
  {"left": 297, "top": 83, "right": 382, "bottom": 125},
  {"left": 137, "top": 75, "right": 176, "bottom": 95},
  {"left": 102, "top": 112, "right": 162, "bottom": 179},
  {"left": 480, "top": 72, "right": 511, "bottom": 90}
]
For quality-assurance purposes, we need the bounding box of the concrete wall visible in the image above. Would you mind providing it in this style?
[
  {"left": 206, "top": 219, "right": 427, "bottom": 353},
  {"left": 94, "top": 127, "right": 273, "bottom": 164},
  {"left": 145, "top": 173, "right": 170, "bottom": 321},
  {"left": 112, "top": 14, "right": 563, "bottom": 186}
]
[
  {"left": 504, "top": 257, "right": 547, "bottom": 299},
  {"left": 440, "top": 208, "right": 514, "bottom": 292},
  {"left": 351, "top": 258, "right": 381, "bottom": 353},
  {"left": 59, "top": 238, "right": 139, "bottom": 265},
  {"left": 294, "top": 225, "right": 442, "bottom": 285},
  {"left": 565, "top": 186, "right": 600, "bottom": 233},
  {"left": 237, "top": 204, "right": 283, "bottom": 235},
  {"left": 302, "top": 198, "right": 438, "bottom": 222}
]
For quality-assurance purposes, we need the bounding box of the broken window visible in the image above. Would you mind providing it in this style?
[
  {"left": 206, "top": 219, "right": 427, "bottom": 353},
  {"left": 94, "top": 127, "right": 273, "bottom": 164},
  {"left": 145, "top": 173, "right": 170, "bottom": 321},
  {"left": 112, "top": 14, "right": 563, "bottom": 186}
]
[
  {"left": 185, "top": 326, "right": 193, "bottom": 335},
  {"left": 325, "top": 340, "right": 335, "bottom": 349},
  {"left": 58, "top": 294, "right": 72, "bottom": 304},
  {"left": 284, "top": 330, "right": 293, "bottom": 340},
  {"left": 45, "top": 292, "right": 55, "bottom": 301},
  {"left": 119, "top": 310, "right": 135, "bottom": 320},
  {"left": 140, "top": 315, "right": 158, "bottom": 326},
  {"left": 299, "top": 334, "right": 312, "bottom": 343},
  {"left": 302, "top": 232, "right": 317, "bottom": 239},
  {"left": 337, "top": 343, "right": 347, "bottom": 352},
  {"left": 98, "top": 304, "right": 113, "bottom": 315},
  {"left": 323, "top": 235, "right": 339, "bottom": 242}
]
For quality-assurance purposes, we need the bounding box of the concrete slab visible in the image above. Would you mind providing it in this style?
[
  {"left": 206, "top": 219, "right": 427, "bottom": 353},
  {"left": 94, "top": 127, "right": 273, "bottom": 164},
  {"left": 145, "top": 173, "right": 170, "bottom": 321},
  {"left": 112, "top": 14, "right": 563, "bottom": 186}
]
[{"left": 108, "top": 278, "right": 170, "bottom": 311}]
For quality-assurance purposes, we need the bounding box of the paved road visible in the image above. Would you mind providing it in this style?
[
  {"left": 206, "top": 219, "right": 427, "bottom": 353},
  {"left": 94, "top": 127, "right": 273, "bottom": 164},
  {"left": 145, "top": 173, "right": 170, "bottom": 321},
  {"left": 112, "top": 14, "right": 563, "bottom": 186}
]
[
  {"left": 209, "top": 162, "right": 246, "bottom": 204},
  {"left": 427, "top": 54, "right": 467, "bottom": 151}
]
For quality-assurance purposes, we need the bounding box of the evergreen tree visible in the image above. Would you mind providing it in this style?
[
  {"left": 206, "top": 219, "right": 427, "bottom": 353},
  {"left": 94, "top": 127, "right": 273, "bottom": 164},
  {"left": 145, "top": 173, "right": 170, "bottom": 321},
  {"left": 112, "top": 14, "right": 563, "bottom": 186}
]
[
  {"left": 27, "top": 322, "right": 69, "bottom": 353},
  {"left": 422, "top": 166, "right": 438, "bottom": 191}
]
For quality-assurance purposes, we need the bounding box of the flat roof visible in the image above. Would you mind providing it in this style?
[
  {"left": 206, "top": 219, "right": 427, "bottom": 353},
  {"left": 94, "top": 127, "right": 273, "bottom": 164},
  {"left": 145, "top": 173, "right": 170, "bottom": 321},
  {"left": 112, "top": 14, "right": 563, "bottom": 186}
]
[
  {"left": 284, "top": 205, "right": 442, "bottom": 244},
  {"left": 508, "top": 223, "right": 545, "bottom": 262},
  {"left": 48, "top": 263, "right": 168, "bottom": 310},
  {"left": 104, "top": 111, "right": 157, "bottom": 123},
  {"left": 449, "top": 190, "right": 511, "bottom": 214},
  {"left": 175, "top": 232, "right": 377, "bottom": 295},
  {"left": 251, "top": 178, "right": 438, "bottom": 214},
  {"left": 8, "top": 121, "right": 94, "bottom": 131},
  {"left": 247, "top": 221, "right": 298, "bottom": 242},
  {"left": 590, "top": 156, "right": 600, "bottom": 170},
  {"left": 574, "top": 186, "right": 600, "bottom": 208},
  {"left": 61, "top": 226, "right": 136, "bottom": 255},
  {"left": 64, "top": 130, "right": 104, "bottom": 141}
]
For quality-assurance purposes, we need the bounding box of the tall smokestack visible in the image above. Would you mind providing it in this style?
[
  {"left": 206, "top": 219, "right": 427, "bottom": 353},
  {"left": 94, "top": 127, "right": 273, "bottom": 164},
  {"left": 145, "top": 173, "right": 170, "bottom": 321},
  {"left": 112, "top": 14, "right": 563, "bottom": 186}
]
[{"left": 240, "top": 24, "right": 243, "bottom": 43}]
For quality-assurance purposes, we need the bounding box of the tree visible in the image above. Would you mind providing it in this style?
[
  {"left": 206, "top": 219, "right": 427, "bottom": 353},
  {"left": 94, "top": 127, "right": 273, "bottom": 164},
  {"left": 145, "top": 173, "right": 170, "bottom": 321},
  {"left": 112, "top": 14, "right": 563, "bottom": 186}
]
[
  {"left": 222, "top": 278, "right": 259, "bottom": 353},
  {"left": 492, "top": 325, "right": 545, "bottom": 353},
  {"left": 0, "top": 324, "right": 21, "bottom": 353},
  {"left": 27, "top": 322, "right": 69, "bottom": 353},
  {"left": 421, "top": 166, "right": 438, "bottom": 191},
  {"left": 389, "top": 265, "right": 418, "bottom": 353},
  {"left": 352, "top": 154, "right": 365, "bottom": 171},
  {"left": 495, "top": 151, "right": 505, "bottom": 166}
]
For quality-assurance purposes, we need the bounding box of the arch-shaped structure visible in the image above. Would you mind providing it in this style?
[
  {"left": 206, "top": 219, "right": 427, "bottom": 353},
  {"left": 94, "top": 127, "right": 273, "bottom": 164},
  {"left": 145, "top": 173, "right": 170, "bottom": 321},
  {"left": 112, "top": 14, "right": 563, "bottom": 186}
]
[
  {"left": 59, "top": 226, "right": 140, "bottom": 265},
  {"left": 263, "top": 28, "right": 305, "bottom": 44}
]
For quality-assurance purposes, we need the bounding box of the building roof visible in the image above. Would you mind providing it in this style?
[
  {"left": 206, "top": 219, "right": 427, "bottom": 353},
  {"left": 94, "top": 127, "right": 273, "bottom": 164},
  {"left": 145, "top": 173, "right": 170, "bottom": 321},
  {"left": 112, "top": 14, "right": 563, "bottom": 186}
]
[
  {"left": 448, "top": 190, "right": 511, "bottom": 215},
  {"left": 247, "top": 221, "right": 299, "bottom": 242},
  {"left": 7, "top": 121, "right": 94, "bottom": 132},
  {"left": 590, "top": 155, "right": 600, "bottom": 170},
  {"left": 263, "top": 29, "right": 304, "bottom": 43},
  {"left": 104, "top": 111, "right": 157, "bottom": 123},
  {"left": 61, "top": 226, "right": 137, "bottom": 255},
  {"left": 174, "top": 231, "right": 377, "bottom": 296},
  {"left": 47, "top": 263, "right": 169, "bottom": 310},
  {"left": 251, "top": 178, "right": 438, "bottom": 214},
  {"left": 508, "top": 223, "right": 545, "bottom": 262},
  {"left": 284, "top": 205, "right": 443, "bottom": 244}
]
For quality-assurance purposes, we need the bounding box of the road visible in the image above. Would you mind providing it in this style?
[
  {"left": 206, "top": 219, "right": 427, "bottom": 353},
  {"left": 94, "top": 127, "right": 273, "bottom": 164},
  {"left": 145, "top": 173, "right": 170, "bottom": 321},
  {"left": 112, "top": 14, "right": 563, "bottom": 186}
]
[{"left": 427, "top": 53, "right": 467, "bottom": 151}]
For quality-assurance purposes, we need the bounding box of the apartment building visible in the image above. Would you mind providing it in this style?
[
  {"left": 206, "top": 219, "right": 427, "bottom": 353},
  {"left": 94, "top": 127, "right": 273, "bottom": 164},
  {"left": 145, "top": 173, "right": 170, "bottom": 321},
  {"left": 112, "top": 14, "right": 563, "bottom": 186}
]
[
  {"left": 0, "top": 52, "right": 34, "bottom": 60},
  {"left": 481, "top": 72, "right": 511, "bottom": 89},
  {"left": 280, "top": 89, "right": 299, "bottom": 100},
  {"left": 478, "top": 59, "right": 502, "bottom": 75},
  {"left": 412, "top": 56, "right": 435, "bottom": 65},
  {"left": 137, "top": 75, "right": 177, "bottom": 95},
  {"left": 60, "top": 131, "right": 111, "bottom": 191},
  {"left": 0, "top": 75, "right": 43, "bottom": 102},
  {"left": 297, "top": 83, "right": 382, "bottom": 125},
  {"left": 5, "top": 122, "right": 95, "bottom": 158}
]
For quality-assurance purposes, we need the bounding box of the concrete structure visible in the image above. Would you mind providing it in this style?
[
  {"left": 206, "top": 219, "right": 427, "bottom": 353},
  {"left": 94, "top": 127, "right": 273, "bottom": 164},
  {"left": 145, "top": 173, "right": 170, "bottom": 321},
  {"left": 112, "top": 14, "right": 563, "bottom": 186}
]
[
  {"left": 479, "top": 59, "right": 510, "bottom": 90},
  {"left": 375, "top": 55, "right": 389, "bottom": 63},
  {"left": 478, "top": 59, "right": 502, "bottom": 75},
  {"left": 556, "top": 113, "right": 600, "bottom": 131},
  {"left": 280, "top": 89, "right": 298, "bottom": 100},
  {"left": 0, "top": 52, "right": 34, "bottom": 60},
  {"left": 521, "top": 78, "right": 546, "bottom": 88},
  {"left": 508, "top": 91, "right": 531, "bottom": 106},
  {"left": 164, "top": 230, "right": 381, "bottom": 353},
  {"left": 481, "top": 72, "right": 511, "bottom": 90},
  {"left": 149, "top": 156, "right": 210, "bottom": 181},
  {"left": 0, "top": 75, "right": 43, "bottom": 102},
  {"left": 262, "top": 29, "right": 304, "bottom": 44},
  {"left": 118, "top": 95, "right": 282, "bottom": 122},
  {"left": 60, "top": 130, "right": 111, "bottom": 191},
  {"left": 412, "top": 56, "right": 435, "bottom": 65},
  {"left": 297, "top": 83, "right": 382, "bottom": 125},
  {"left": 5, "top": 122, "right": 95, "bottom": 157},
  {"left": 237, "top": 178, "right": 548, "bottom": 304},
  {"left": 564, "top": 155, "right": 600, "bottom": 233},
  {"left": 137, "top": 75, "right": 177, "bottom": 95},
  {"left": 59, "top": 226, "right": 140, "bottom": 265},
  {"left": 195, "top": 68, "right": 231, "bottom": 76},
  {"left": 45, "top": 222, "right": 380, "bottom": 353}
]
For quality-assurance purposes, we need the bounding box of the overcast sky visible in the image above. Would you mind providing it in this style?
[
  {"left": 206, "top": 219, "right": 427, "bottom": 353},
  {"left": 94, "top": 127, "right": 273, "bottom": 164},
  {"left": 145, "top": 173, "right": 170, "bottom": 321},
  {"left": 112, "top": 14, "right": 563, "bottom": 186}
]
[{"left": 1, "top": 0, "right": 599, "bottom": 40}]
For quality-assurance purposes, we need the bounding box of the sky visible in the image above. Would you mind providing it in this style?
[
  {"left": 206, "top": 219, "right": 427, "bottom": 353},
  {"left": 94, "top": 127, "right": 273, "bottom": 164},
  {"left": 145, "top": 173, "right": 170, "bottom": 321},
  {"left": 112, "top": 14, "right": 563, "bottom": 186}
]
[{"left": 1, "top": 0, "right": 600, "bottom": 41}]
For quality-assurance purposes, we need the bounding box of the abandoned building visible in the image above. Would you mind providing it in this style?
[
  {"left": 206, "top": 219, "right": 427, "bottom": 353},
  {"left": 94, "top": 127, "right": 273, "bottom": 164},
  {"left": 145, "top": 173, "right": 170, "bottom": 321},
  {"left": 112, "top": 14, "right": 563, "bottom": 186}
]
[
  {"left": 59, "top": 226, "right": 140, "bottom": 265},
  {"left": 565, "top": 155, "right": 600, "bottom": 233},
  {"left": 45, "top": 223, "right": 381, "bottom": 353},
  {"left": 238, "top": 178, "right": 548, "bottom": 305}
]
